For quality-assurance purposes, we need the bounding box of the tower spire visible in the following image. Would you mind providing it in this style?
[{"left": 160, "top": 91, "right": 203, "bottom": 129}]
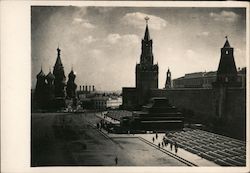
[
  {"left": 55, "top": 47, "right": 63, "bottom": 67},
  {"left": 144, "top": 16, "right": 150, "bottom": 41},
  {"left": 223, "top": 35, "right": 231, "bottom": 48},
  {"left": 57, "top": 47, "right": 61, "bottom": 56},
  {"left": 216, "top": 36, "right": 238, "bottom": 85}
]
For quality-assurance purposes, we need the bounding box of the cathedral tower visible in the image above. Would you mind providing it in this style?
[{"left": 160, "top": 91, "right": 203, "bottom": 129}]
[
  {"left": 165, "top": 68, "right": 172, "bottom": 89},
  {"left": 53, "top": 47, "right": 66, "bottom": 98},
  {"left": 35, "top": 68, "right": 47, "bottom": 109},
  {"left": 46, "top": 70, "right": 55, "bottom": 102},
  {"left": 53, "top": 47, "right": 66, "bottom": 108},
  {"left": 66, "top": 68, "right": 77, "bottom": 99},
  {"left": 136, "top": 17, "right": 159, "bottom": 105}
]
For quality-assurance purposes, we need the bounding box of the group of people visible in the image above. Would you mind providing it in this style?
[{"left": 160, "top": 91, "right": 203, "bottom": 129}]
[
  {"left": 152, "top": 132, "right": 179, "bottom": 154},
  {"left": 96, "top": 118, "right": 115, "bottom": 133}
]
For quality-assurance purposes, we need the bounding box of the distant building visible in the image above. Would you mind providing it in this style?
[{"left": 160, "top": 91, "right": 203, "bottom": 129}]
[
  {"left": 107, "top": 97, "right": 122, "bottom": 109},
  {"left": 92, "top": 97, "right": 109, "bottom": 110},
  {"left": 173, "top": 71, "right": 217, "bottom": 88},
  {"left": 173, "top": 69, "right": 245, "bottom": 89},
  {"left": 77, "top": 87, "right": 122, "bottom": 110},
  {"left": 77, "top": 85, "right": 96, "bottom": 99}
]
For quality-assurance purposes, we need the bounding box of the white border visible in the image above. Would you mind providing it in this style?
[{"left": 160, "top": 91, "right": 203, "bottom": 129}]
[{"left": 1, "top": 1, "right": 249, "bottom": 173}]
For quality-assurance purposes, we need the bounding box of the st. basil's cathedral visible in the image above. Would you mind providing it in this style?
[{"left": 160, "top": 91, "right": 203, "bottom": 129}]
[{"left": 34, "top": 47, "right": 77, "bottom": 110}]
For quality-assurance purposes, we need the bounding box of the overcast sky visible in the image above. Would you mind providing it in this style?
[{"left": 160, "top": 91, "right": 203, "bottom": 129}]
[{"left": 31, "top": 6, "right": 246, "bottom": 91}]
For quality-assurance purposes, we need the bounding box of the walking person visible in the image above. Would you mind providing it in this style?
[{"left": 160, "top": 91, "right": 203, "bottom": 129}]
[
  {"left": 170, "top": 142, "right": 173, "bottom": 151},
  {"left": 166, "top": 139, "right": 169, "bottom": 146},
  {"left": 115, "top": 156, "right": 118, "bottom": 166},
  {"left": 152, "top": 137, "right": 155, "bottom": 143},
  {"left": 174, "top": 142, "right": 178, "bottom": 154},
  {"left": 158, "top": 143, "right": 161, "bottom": 148},
  {"left": 156, "top": 132, "right": 158, "bottom": 140}
]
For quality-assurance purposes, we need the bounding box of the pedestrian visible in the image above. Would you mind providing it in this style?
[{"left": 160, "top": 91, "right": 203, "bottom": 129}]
[
  {"left": 165, "top": 139, "right": 169, "bottom": 146},
  {"left": 158, "top": 143, "right": 160, "bottom": 148},
  {"left": 156, "top": 132, "right": 158, "bottom": 140},
  {"left": 175, "top": 145, "right": 178, "bottom": 154},
  {"left": 152, "top": 137, "right": 155, "bottom": 143},
  {"left": 174, "top": 142, "right": 178, "bottom": 154},
  {"left": 115, "top": 156, "right": 118, "bottom": 165},
  {"left": 170, "top": 142, "right": 173, "bottom": 151},
  {"left": 162, "top": 142, "right": 164, "bottom": 147}
]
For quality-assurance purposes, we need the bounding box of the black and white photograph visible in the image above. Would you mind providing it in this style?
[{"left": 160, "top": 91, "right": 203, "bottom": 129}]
[{"left": 1, "top": 1, "right": 249, "bottom": 173}]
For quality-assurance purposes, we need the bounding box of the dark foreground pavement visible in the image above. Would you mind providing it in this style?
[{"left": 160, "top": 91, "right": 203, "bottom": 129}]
[{"left": 31, "top": 112, "right": 186, "bottom": 166}]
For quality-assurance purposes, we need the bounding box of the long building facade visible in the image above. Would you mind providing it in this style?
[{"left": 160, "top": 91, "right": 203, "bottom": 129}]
[{"left": 172, "top": 68, "right": 246, "bottom": 89}]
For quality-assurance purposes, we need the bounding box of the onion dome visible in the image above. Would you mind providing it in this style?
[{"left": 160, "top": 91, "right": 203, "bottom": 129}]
[
  {"left": 36, "top": 69, "right": 45, "bottom": 78},
  {"left": 68, "top": 69, "right": 76, "bottom": 78},
  {"left": 46, "top": 71, "right": 55, "bottom": 80}
]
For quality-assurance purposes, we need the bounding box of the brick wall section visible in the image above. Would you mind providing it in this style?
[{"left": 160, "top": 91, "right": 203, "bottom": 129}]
[
  {"left": 151, "top": 89, "right": 214, "bottom": 120},
  {"left": 151, "top": 88, "right": 246, "bottom": 123},
  {"left": 226, "top": 88, "right": 246, "bottom": 120}
]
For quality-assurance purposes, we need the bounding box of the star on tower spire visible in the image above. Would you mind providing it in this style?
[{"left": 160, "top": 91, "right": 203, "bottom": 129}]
[
  {"left": 144, "top": 16, "right": 150, "bottom": 41},
  {"left": 145, "top": 16, "right": 150, "bottom": 24},
  {"left": 223, "top": 35, "right": 231, "bottom": 48}
]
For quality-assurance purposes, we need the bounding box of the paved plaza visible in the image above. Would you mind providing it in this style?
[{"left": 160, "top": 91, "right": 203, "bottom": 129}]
[
  {"left": 32, "top": 112, "right": 186, "bottom": 166},
  {"left": 31, "top": 112, "right": 246, "bottom": 166}
]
